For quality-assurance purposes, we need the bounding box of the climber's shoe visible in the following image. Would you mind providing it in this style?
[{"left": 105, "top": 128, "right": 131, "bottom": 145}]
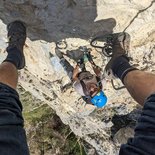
[
  {"left": 104, "top": 32, "right": 131, "bottom": 78},
  {"left": 5, "top": 20, "right": 26, "bottom": 69}
]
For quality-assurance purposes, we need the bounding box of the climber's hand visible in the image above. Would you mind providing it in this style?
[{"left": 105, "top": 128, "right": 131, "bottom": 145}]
[{"left": 72, "top": 65, "right": 80, "bottom": 81}]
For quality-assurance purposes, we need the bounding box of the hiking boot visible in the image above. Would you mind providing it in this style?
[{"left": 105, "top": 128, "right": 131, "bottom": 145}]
[
  {"left": 104, "top": 32, "right": 130, "bottom": 78},
  {"left": 6, "top": 20, "right": 26, "bottom": 69},
  {"left": 55, "top": 48, "right": 64, "bottom": 59}
]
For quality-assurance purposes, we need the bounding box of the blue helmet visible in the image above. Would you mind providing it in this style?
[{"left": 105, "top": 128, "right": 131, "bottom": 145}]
[{"left": 91, "top": 91, "right": 107, "bottom": 108}]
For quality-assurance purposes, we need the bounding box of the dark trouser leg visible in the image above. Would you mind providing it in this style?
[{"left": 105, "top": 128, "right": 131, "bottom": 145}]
[
  {"left": 60, "top": 58, "right": 74, "bottom": 80},
  {"left": 0, "top": 21, "right": 29, "bottom": 154},
  {"left": 0, "top": 51, "right": 29, "bottom": 154},
  {"left": 119, "top": 94, "right": 155, "bottom": 155},
  {"left": 0, "top": 83, "right": 29, "bottom": 155}
]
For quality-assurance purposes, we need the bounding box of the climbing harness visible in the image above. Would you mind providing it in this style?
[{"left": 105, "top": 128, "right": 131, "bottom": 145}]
[{"left": 90, "top": 33, "right": 126, "bottom": 90}]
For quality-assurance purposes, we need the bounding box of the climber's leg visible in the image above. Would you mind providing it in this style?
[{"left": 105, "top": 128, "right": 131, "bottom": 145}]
[
  {"left": 55, "top": 48, "right": 74, "bottom": 80},
  {"left": 2, "top": 21, "right": 26, "bottom": 89},
  {"left": 0, "top": 21, "right": 29, "bottom": 155},
  {"left": 0, "top": 62, "right": 18, "bottom": 89}
]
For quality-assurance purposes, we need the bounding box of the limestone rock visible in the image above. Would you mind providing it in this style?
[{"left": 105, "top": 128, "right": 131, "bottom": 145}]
[{"left": 0, "top": 0, "right": 155, "bottom": 154}]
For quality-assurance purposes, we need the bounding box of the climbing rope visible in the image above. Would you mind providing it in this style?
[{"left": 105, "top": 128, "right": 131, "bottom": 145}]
[
  {"left": 56, "top": 40, "right": 68, "bottom": 49},
  {"left": 90, "top": 35, "right": 113, "bottom": 57}
]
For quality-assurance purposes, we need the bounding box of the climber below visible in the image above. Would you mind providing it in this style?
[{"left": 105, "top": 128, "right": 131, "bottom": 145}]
[{"left": 55, "top": 47, "right": 107, "bottom": 108}]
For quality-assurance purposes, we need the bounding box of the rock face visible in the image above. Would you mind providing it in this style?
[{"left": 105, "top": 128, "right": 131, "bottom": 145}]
[{"left": 0, "top": 0, "right": 155, "bottom": 154}]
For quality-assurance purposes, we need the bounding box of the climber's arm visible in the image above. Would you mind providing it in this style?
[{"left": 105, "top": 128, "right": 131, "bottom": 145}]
[
  {"left": 90, "top": 61, "right": 102, "bottom": 77},
  {"left": 72, "top": 65, "right": 80, "bottom": 82}
]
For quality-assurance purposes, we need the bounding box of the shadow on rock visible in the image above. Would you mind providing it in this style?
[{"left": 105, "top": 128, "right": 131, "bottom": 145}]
[
  {"left": 110, "top": 108, "right": 142, "bottom": 144},
  {"left": 0, "top": 0, "right": 116, "bottom": 42}
]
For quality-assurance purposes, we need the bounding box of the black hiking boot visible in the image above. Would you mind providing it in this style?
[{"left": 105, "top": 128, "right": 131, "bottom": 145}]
[
  {"left": 104, "top": 32, "right": 130, "bottom": 78},
  {"left": 6, "top": 20, "right": 26, "bottom": 69}
]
